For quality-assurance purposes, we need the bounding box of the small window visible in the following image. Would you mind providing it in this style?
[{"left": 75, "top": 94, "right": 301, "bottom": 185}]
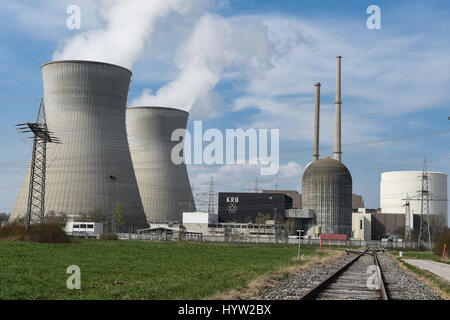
[
  {"left": 360, "top": 220, "right": 363, "bottom": 230},
  {"left": 73, "top": 225, "right": 79, "bottom": 228},
  {"left": 87, "top": 225, "right": 94, "bottom": 229},
  {"left": 80, "top": 224, "right": 86, "bottom": 228}
]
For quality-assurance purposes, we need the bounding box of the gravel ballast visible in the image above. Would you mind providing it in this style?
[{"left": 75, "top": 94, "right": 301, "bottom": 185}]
[
  {"left": 252, "top": 251, "right": 443, "bottom": 300},
  {"left": 378, "top": 253, "right": 442, "bottom": 300}
]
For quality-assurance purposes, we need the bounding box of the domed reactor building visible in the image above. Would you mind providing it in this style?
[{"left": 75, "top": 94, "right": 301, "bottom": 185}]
[
  {"left": 9, "top": 60, "right": 147, "bottom": 231},
  {"left": 126, "top": 106, "right": 196, "bottom": 224},
  {"left": 302, "top": 57, "right": 352, "bottom": 237}
]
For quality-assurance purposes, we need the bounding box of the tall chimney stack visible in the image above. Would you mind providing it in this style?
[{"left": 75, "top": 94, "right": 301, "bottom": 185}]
[
  {"left": 313, "top": 82, "right": 321, "bottom": 161},
  {"left": 333, "top": 56, "right": 342, "bottom": 162}
]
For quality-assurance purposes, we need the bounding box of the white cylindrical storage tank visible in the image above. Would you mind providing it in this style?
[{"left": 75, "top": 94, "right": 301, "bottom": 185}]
[
  {"left": 126, "top": 106, "right": 196, "bottom": 223},
  {"left": 380, "top": 171, "right": 448, "bottom": 226},
  {"left": 10, "top": 60, "right": 147, "bottom": 230}
]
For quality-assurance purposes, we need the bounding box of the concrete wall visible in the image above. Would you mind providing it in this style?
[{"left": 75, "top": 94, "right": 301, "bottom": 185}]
[
  {"left": 352, "top": 212, "right": 371, "bottom": 240},
  {"left": 371, "top": 213, "right": 405, "bottom": 240}
]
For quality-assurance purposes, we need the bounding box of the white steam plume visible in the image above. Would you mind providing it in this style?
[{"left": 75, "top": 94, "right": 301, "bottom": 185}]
[
  {"left": 53, "top": 0, "right": 211, "bottom": 69},
  {"left": 130, "top": 14, "right": 276, "bottom": 115}
]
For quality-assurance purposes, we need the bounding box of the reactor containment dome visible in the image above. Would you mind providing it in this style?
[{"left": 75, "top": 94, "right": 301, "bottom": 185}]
[{"left": 302, "top": 158, "right": 352, "bottom": 235}]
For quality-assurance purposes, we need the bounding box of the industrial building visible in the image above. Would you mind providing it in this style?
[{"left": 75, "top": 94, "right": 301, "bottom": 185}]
[
  {"left": 9, "top": 60, "right": 147, "bottom": 231},
  {"left": 352, "top": 194, "right": 365, "bottom": 211},
  {"left": 65, "top": 221, "right": 103, "bottom": 238},
  {"left": 301, "top": 56, "right": 353, "bottom": 237},
  {"left": 351, "top": 209, "right": 372, "bottom": 241},
  {"left": 263, "top": 190, "right": 302, "bottom": 209},
  {"left": 126, "top": 106, "right": 196, "bottom": 223},
  {"left": 182, "top": 211, "right": 218, "bottom": 235},
  {"left": 218, "top": 192, "right": 292, "bottom": 224},
  {"left": 380, "top": 171, "right": 448, "bottom": 227}
]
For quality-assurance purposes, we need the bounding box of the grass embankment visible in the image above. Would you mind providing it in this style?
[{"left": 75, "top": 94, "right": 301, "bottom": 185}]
[
  {"left": 0, "top": 223, "right": 70, "bottom": 243},
  {"left": 0, "top": 240, "right": 334, "bottom": 300},
  {"left": 389, "top": 250, "right": 450, "bottom": 265},
  {"left": 387, "top": 252, "right": 450, "bottom": 299}
]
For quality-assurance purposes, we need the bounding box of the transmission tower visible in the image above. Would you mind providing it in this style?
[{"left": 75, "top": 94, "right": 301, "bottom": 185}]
[
  {"left": 208, "top": 176, "right": 214, "bottom": 215},
  {"left": 418, "top": 157, "right": 431, "bottom": 249},
  {"left": 105, "top": 175, "right": 117, "bottom": 234},
  {"left": 16, "top": 99, "right": 60, "bottom": 229},
  {"left": 401, "top": 158, "right": 447, "bottom": 250},
  {"left": 403, "top": 194, "right": 411, "bottom": 242},
  {"left": 254, "top": 176, "right": 259, "bottom": 193}
]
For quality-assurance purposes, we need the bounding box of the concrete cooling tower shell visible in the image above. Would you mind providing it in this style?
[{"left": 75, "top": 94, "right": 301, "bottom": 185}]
[
  {"left": 380, "top": 171, "right": 448, "bottom": 226},
  {"left": 126, "top": 106, "right": 196, "bottom": 223},
  {"left": 302, "top": 158, "right": 352, "bottom": 236},
  {"left": 10, "top": 60, "right": 147, "bottom": 230}
]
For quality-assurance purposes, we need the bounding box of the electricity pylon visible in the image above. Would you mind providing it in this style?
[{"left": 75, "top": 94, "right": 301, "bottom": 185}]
[
  {"left": 16, "top": 99, "right": 60, "bottom": 229},
  {"left": 401, "top": 157, "right": 447, "bottom": 250},
  {"left": 418, "top": 158, "right": 431, "bottom": 249},
  {"left": 403, "top": 194, "right": 411, "bottom": 242}
]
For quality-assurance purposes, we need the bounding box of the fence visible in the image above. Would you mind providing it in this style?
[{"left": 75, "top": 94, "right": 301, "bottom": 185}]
[{"left": 116, "top": 233, "right": 427, "bottom": 249}]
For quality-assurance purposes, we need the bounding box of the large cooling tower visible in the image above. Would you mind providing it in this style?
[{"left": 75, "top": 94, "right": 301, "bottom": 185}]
[
  {"left": 380, "top": 171, "right": 448, "bottom": 227},
  {"left": 10, "top": 60, "right": 147, "bottom": 230},
  {"left": 126, "top": 106, "right": 196, "bottom": 223}
]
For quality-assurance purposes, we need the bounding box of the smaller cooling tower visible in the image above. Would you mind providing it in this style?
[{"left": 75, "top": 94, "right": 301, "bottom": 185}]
[{"left": 126, "top": 107, "right": 196, "bottom": 223}]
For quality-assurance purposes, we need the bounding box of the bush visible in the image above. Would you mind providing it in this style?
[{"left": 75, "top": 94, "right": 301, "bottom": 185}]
[
  {"left": 100, "top": 234, "right": 118, "bottom": 240},
  {"left": 433, "top": 231, "right": 450, "bottom": 258},
  {"left": 0, "top": 223, "right": 70, "bottom": 243}
]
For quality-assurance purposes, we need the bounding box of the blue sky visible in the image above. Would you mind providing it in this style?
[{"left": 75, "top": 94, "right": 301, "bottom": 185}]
[{"left": 0, "top": 0, "right": 448, "bottom": 222}]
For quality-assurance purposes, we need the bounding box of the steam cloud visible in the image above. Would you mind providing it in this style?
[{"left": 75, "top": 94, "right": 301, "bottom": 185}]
[
  {"left": 54, "top": 0, "right": 278, "bottom": 114},
  {"left": 53, "top": 0, "right": 211, "bottom": 69},
  {"left": 131, "top": 14, "right": 276, "bottom": 114}
]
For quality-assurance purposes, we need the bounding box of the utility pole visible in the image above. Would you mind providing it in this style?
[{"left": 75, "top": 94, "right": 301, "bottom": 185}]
[
  {"left": 17, "top": 99, "right": 60, "bottom": 229},
  {"left": 297, "top": 229, "right": 304, "bottom": 259},
  {"left": 208, "top": 176, "right": 214, "bottom": 215}
]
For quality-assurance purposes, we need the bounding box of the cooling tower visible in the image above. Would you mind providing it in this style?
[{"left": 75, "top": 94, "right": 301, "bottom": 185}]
[
  {"left": 10, "top": 60, "right": 147, "bottom": 230},
  {"left": 126, "top": 106, "right": 196, "bottom": 223},
  {"left": 380, "top": 171, "right": 448, "bottom": 227}
]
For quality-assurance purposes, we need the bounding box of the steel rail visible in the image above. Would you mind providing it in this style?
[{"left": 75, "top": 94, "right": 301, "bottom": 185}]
[
  {"left": 373, "top": 250, "right": 389, "bottom": 300},
  {"left": 299, "top": 247, "right": 370, "bottom": 300}
]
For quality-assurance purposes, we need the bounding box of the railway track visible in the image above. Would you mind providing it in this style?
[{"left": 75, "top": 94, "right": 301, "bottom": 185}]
[{"left": 300, "top": 247, "right": 389, "bottom": 300}]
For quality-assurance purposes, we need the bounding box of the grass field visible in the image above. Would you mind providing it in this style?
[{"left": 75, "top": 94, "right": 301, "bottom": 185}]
[{"left": 0, "top": 240, "right": 330, "bottom": 300}]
